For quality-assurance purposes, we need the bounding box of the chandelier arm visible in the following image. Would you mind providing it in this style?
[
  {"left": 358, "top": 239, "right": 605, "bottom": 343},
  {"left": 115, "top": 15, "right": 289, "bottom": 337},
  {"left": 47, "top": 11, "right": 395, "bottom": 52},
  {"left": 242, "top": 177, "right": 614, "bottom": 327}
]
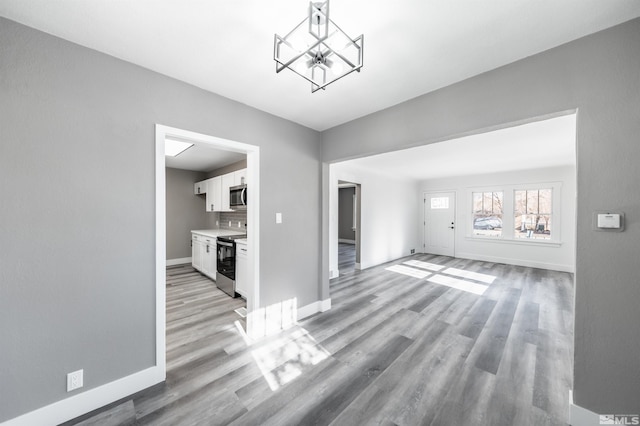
[
  {"left": 274, "top": 36, "right": 325, "bottom": 73},
  {"left": 323, "top": 34, "right": 364, "bottom": 70},
  {"left": 311, "top": 64, "right": 362, "bottom": 92}
]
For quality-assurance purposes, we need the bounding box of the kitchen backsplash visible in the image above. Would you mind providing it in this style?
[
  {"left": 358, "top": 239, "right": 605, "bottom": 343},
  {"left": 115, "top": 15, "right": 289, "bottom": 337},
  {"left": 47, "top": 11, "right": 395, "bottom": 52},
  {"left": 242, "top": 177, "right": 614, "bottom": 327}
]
[{"left": 219, "top": 210, "right": 247, "bottom": 232}]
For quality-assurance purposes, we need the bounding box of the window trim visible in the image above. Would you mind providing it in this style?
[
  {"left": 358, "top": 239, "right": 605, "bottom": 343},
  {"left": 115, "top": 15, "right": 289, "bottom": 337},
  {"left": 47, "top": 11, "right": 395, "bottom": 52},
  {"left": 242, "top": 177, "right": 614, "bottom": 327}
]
[{"left": 466, "top": 182, "right": 562, "bottom": 245}]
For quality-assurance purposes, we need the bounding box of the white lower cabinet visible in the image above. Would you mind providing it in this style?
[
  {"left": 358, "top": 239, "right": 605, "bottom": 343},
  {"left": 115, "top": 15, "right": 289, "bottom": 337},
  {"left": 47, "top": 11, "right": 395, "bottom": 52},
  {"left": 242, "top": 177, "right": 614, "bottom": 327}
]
[
  {"left": 202, "top": 238, "right": 216, "bottom": 279},
  {"left": 192, "top": 233, "right": 216, "bottom": 280},
  {"left": 235, "top": 241, "right": 248, "bottom": 298},
  {"left": 192, "top": 234, "right": 204, "bottom": 271}
]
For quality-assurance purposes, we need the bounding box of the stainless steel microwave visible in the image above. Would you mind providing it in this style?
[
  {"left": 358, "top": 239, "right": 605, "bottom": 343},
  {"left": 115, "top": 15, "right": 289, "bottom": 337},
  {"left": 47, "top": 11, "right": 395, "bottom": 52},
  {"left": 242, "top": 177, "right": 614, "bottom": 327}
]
[{"left": 230, "top": 185, "right": 247, "bottom": 209}]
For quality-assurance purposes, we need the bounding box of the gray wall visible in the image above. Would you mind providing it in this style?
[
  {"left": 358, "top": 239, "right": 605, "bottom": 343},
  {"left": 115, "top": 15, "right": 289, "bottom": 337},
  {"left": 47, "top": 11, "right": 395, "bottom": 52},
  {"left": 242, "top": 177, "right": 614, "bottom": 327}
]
[
  {"left": 206, "top": 159, "right": 247, "bottom": 178},
  {"left": 0, "top": 17, "right": 321, "bottom": 422},
  {"left": 338, "top": 187, "right": 356, "bottom": 240},
  {"left": 323, "top": 18, "right": 640, "bottom": 415},
  {"left": 165, "top": 167, "right": 214, "bottom": 260}
]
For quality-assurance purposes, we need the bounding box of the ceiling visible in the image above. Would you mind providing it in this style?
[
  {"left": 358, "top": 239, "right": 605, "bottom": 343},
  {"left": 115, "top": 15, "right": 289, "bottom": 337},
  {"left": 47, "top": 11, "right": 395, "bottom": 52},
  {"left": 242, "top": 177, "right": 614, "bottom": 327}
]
[
  {"left": 1, "top": 2, "right": 639, "bottom": 131},
  {"left": 338, "top": 114, "right": 576, "bottom": 181}
]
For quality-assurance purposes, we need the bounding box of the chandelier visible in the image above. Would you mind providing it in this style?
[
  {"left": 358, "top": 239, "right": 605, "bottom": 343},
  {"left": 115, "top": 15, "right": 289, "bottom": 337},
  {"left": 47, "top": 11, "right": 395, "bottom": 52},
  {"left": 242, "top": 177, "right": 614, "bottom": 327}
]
[{"left": 274, "top": 1, "right": 364, "bottom": 93}]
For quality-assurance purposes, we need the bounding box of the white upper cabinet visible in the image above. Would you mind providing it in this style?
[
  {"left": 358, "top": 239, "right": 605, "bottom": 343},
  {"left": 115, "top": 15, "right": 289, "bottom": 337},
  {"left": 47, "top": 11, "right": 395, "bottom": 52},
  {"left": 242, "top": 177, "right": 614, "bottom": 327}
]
[
  {"left": 234, "top": 169, "right": 247, "bottom": 186},
  {"left": 221, "top": 173, "right": 235, "bottom": 211},
  {"left": 196, "top": 169, "right": 246, "bottom": 212},
  {"left": 205, "top": 176, "right": 222, "bottom": 212},
  {"left": 194, "top": 180, "right": 207, "bottom": 195}
]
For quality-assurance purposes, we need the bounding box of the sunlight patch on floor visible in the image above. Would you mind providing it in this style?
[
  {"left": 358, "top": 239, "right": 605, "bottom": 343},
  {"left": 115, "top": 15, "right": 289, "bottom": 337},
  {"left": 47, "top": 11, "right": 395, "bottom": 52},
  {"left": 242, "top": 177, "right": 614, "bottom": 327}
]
[
  {"left": 427, "top": 274, "right": 489, "bottom": 295},
  {"left": 250, "top": 327, "right": 331, "bottom": 391},
  {"left": 403, "top": 260, "right": 446, "bottom": 272},
  {"left": 385, "top": 264, "right": 432, "bottom": 279},
  {"left": 442, "top": 267, "right": 496, "bottom": 284}
]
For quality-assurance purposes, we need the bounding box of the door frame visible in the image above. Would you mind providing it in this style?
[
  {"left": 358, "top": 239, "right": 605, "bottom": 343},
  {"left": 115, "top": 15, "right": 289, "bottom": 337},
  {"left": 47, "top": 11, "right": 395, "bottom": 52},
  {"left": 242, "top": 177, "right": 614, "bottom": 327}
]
[
  {"left": 337, "top": 181, "right": 362, "bottom": 271},
  {"left": 423, "top": 191, "right": 457, "bottom": 257},
  {"left": 155, "top": 124, "right": 260, "bottom": 376}
]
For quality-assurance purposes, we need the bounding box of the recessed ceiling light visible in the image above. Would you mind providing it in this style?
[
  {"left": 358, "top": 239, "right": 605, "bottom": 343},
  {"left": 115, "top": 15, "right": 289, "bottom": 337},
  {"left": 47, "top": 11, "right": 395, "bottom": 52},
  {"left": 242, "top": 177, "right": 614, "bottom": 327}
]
[{"left": 165, "top": 138, "right": 193, "bottom": 157}]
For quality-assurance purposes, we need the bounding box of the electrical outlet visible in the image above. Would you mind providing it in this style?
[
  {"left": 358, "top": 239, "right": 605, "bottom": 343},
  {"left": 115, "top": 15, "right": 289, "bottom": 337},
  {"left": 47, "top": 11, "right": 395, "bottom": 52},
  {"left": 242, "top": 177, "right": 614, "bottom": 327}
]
[
  {"left": 238, "top": 221, "right": 241, "bottom": 227},
  {"left": 216, "top": 220, "right": 219, "bottom": 226},
  {"left": 228, "top": 221, "right": 232, "bottom": 227},
  {"left": 67, "top": 369, "right": 83, "bottom": 392},
  {"left": 411, "top": 249, "right": 415, "bottom": 254}
]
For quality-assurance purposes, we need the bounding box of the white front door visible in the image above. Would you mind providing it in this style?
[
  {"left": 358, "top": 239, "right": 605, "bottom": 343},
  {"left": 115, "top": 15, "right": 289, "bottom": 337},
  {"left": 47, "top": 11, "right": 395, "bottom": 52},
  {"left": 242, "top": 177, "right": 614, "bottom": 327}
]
[{"left": 424, "top": 192, "right": 456, "bottom": 256}]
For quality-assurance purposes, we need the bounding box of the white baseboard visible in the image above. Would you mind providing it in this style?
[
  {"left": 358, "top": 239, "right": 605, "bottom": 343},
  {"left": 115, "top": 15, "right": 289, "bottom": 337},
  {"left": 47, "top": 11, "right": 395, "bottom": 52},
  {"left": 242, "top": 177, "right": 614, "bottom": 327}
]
[
  {"left": 166, "top": 257, "right": 191, "bottom": 266},
  {"left": 297, "top": 298, "right": 332, "bottom": 321},
  {"left": 2, "top": 366, "right": 164, "bottom": 426},
  {"left": 338, "top": 239, "right": 356, "bottom": 244},
  {"left": 355, "top": 262, "right": 362, "bottom": 270},
  {"left": 329, "top": 269, "right": 340, "bottom": 279},
  {"left": 569, "top": 390, "right": 601, "bottom": 426},
  {"left": 455, "top": 251, "right": 574, "bottom": 273}
]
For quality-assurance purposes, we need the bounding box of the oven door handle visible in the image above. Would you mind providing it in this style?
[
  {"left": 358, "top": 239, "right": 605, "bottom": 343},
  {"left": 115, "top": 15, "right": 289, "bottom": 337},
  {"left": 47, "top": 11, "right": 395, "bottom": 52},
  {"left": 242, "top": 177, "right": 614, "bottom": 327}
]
[
  {"left": 241, "top": 187, "right": 247, "bottom": 206},
  {"left": 217, "top": 241, "right": 234, "bottom": 248}
]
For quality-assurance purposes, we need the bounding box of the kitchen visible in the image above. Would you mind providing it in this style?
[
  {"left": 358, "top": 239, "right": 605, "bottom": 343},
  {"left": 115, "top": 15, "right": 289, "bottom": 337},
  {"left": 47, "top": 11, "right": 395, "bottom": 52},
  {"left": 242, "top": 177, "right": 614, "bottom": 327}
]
[{"left": 165, "top": 138, "right": 252, "bottom": 320}]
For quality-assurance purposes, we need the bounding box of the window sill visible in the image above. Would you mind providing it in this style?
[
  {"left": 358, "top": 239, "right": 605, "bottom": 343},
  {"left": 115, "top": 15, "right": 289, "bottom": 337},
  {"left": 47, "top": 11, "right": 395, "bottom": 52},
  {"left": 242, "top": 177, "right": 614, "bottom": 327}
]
[{"left": 465, "top": 236, "right": 562, "bottom": 247}]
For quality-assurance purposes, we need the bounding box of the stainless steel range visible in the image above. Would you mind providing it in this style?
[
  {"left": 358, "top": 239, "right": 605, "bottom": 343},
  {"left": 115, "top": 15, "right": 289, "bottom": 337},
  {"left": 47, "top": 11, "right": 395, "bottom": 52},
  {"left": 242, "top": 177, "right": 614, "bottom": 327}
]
[{"left": 216, "top": 235, "right": 246, "bottom": 297}]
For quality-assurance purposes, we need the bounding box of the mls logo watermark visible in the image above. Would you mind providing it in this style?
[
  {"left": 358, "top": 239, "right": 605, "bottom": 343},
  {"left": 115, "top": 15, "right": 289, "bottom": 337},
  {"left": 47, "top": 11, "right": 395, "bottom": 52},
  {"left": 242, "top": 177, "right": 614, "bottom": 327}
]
[{"left": 600, "top": 414, "right": 640, "bottom": 425}]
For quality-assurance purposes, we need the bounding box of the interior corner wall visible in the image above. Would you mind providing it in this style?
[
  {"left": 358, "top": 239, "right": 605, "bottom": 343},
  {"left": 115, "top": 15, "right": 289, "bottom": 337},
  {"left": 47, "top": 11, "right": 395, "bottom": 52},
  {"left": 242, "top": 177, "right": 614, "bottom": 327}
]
[
  {"left": 418, "top": 166, "right": 577, "bottom": 272},
  {"left": 165, "top": 167, "right": 210, "bottom": 260},
  {"left": 205, "top": 158, "right": 247, "bottom": 178},
  {"left": 330, "top": 163, "right": 419, "bottom": 272},
  {"left": 0, "top": 17, "right": 321, "bottom": 423},
  {"left": 322, "top": 18, "right": 640, "bottom": 416}
]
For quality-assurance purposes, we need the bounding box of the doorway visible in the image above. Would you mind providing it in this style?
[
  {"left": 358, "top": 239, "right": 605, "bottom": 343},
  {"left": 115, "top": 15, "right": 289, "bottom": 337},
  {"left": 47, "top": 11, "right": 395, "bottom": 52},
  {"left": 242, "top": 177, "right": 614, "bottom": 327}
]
[
  {"left": 154, "top": 124, "right": 260, "bottom": 374},
  {"left": 337, "top": 181, "right": 361, "bottom": 274},
  {"left": 423, "top": 192, "right": 456, "bottom": 257}
]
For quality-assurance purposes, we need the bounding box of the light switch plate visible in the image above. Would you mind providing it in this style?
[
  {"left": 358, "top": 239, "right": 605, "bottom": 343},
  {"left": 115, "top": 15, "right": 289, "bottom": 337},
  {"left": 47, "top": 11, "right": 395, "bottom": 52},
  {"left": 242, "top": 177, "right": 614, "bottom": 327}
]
[{"left": 276, "top": 213, "right": 282, "bottom": 224}]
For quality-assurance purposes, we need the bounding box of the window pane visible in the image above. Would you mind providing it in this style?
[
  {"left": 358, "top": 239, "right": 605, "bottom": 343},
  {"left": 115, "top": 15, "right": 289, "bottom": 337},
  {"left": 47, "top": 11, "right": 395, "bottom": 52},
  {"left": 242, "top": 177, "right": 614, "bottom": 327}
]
[
  {"left": 539, "top": 189, "right": 552, "bottom": 214},
  {"left": 431, "top": 197, "right": 449, "bottom": 209},
  {"left": 515, "top": 190, "right": 526, "bottom": 214},
  {"left": 473, "top": 192, "right": 483, "bottom": 213},
  {"left": 492, "top": 192, "right": 503, "bottom": 214},
  {"left": 483, "top": 193, "right": 493, "bottom": 214},
  {"left": 526, "top": 190, "right": 538, "bottom": 214},
  {"left": 514, "top": 188, "right": 552, "bottom": 240},
  {"left": 472, "top": 191, "right": 503, "bottom": 237}
]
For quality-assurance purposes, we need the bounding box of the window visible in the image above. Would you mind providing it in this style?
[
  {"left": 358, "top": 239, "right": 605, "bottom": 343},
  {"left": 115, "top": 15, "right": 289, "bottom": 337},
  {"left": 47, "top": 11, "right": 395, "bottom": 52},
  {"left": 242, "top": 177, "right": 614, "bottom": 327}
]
[
  {"left": 468, "top": 183, "right": 560, "bottom": 244},
  {"left": 514, "top": 189, "right": 552, "bottom": 240},
  {"left": 472, "top": 191, "right": 503, "bottom": 237}
]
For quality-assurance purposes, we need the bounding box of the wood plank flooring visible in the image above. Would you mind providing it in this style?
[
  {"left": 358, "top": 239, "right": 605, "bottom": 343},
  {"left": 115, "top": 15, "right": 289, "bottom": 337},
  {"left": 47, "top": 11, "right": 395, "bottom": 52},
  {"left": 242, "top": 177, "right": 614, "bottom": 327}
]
[
  {"left": 64, "top": 254, "right": 574, "bottom": 426},
  {"left": 338, "top": 242, "right": 356, "bottom": 275}
]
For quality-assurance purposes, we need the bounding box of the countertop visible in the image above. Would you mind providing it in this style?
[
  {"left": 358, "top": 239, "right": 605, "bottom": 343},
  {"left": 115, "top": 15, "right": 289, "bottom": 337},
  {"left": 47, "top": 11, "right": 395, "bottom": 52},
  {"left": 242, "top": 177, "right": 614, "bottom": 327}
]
[
  {"left": 191, "top": 229, "right": 246, "bottom": 239},
  {"left": 235, "top": 238, "right": 247, "bottom": 245}
]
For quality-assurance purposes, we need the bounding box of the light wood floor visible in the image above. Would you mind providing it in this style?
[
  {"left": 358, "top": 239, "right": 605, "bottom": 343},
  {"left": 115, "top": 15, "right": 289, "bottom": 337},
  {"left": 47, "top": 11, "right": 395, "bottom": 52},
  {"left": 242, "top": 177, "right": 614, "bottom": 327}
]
[{"left": 64, "top": 254, "right": 574, "bottom": 426}]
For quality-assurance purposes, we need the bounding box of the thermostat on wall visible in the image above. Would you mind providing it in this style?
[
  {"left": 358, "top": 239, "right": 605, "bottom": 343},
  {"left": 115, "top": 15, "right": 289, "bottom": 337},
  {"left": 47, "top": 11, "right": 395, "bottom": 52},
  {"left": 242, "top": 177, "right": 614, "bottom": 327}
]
[{"left": 593, "top": 211, "right": 625, "bottom": 232}]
